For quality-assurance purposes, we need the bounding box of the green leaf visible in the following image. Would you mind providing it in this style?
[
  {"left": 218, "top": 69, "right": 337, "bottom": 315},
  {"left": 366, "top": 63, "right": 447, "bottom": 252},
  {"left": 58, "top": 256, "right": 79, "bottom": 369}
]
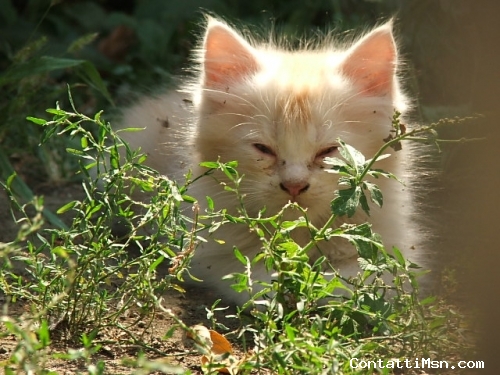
[
  {"left": 285, "top": 324, "right": 297, "bottom": 339},
  {"left": 26, "top": 116, "right": 47, "bottom": 125},
  {"left": 0, "top": 149, "right": 68, "bottom": 230},
  {"left": 199, "top": 161, "right": 219, "bottom": 169},
  {"left": 38, "top": 320, "right": 51, "bottom": 348},
  {"left": 338, "top": 223, "right": 383, "bottom": 260},
  {"left": 278, "top": 241, "right": 300, "bottom": 255},
  {"left": 81, "top": 136, "right": 88, "bottom": 149},
  {"left": 57, "top": 200, "right": 79, "bottom": 214},
  {"left": 324, "top": 156, "right": 354, "bottom": 176},
  {"left": 0, "top": 56, "right": 114, "bottom": 105},
  {"left": 168, "top": 184, "right": 183, "bottom": 201},
  {"left": 110, "top": 146, "right": 120, "bottom": 169},
  {"left": 149, "top": 256, "right": 165, "bottom": 272},
  {"left": 359, "top": 189, "right": 370, "bottom": 215},
  {"left": 338, "top": 140, "right": 365, "bottom": 172},
  {"left": 206, "top": 196, "right": 214, "bottom": 211},
  {"left": 182, "top": 195, "right": 196, "bottom": 203},
  {"left": 76, "top": 61, "right": 115, "bottom": 105},
  {"left": 46, "top": 108, "right": 69, "bottom": 116},
  {"left": 117, "top": 127, "right": 146, "bottom": 133},
  {"left": 40, "top": 125, "right": 58, "bottom": 144},
  {"left": 6, "top": 172, "right": 17, "bottom": 188},
  {"left": 0, "top": 56, "right": 84, "bottom": 87},
  {"left": 331, "top": 186, "right": 361, "bottom": 217},
  {"left": 52, "top": 246, "right": 69, "bottom": 259},
  {"left": 357, "top": 293, "right": 392, "bottom": 317},
  {"left": 392, "top": 246, "right": 406, "bottom": 266},
  {"left": 85, "top": 203, "right": 103, "bottom": 219},
  {"left": 364, "top": 181, "right": 383, "bottom": 208},
  {"left": 233, "top": 247, "right": 248, "bottom": 265},
  {"left": 365, "top": 153, "right": 391, "bottom": 164},
  {"left": 367, "top": 168, "right": 401, "bottom": 183},
  {"left": 337, "top": 176, "right": 352, "bottom": 187},
  {"left": 228, "top": 273, "right": 249, "bottom": 292},
  {"left": 279, "top": 217, "right": 307, "bottom": 233},
  {"left": 222, "top": 164, "right": 237, "bottom": 180},
  {"left": 323, "top": 156, "right": 348, "bottom": 168},
  {"left": 66, "top": 148, "right": 84, "bottom": 156},
  {"left": 358, "top": 258, "right": 387, "bottom": 272},
  {"left": 161, "top": 204, "right": 170, "bottom": 220},
  {"left": 94, "top": 110, "right": 103, "bottom": 122}
]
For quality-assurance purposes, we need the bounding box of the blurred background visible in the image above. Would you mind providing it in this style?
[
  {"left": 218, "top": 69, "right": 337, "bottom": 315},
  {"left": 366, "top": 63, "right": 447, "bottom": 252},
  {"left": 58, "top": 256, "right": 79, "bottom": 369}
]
[{"left": 1, "top": 0, "right": 499, "bottom": 370}]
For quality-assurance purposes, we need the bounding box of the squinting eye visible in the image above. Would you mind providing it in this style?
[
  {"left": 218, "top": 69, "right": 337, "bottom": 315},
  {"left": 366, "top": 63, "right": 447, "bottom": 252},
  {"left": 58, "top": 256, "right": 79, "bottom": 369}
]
[
  {"left": 253, "top": 143, "right": 276, "bottom": 156},
  {"left": 316, "top": 146, "right": 338, "bottom": 158}
]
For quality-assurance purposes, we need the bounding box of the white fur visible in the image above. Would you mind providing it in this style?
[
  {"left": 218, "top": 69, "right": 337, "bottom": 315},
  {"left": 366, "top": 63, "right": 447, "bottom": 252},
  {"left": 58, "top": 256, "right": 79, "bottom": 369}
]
[{"left": 118, "top": 18, "right": 421, "bottom": 306}]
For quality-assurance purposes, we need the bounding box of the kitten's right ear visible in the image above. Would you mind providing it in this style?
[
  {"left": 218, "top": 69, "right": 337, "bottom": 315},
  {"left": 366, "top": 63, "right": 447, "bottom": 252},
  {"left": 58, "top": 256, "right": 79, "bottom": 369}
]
[
  {"left": 202, "top": 19, "right": 259, "bottom": 88},
  {"left": 340, "top": 23, "right": 397, "bottom": 97}
]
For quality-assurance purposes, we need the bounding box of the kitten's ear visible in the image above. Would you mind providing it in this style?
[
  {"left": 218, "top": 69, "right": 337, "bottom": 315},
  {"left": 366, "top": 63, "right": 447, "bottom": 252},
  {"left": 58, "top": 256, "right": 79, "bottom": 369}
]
[
  {"left": 341, "top": 23, "right": 397, "bottom": 96},
  {"left": 202, "top": 19, "right": 259, "bottom": 88}
]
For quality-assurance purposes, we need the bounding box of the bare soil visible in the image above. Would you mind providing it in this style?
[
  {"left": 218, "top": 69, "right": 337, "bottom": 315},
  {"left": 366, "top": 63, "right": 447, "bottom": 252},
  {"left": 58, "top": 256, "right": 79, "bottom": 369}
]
[{"left": 0, "top": 182, "right": 245, "bottom": 374}]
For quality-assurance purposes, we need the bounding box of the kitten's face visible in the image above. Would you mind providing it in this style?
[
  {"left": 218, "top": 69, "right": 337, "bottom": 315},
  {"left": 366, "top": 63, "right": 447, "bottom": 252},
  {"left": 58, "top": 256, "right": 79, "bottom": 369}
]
[
  {"left": 196, "top": 80, "right": 394, "bottom": 220},
  {"left": 193, "top": 19, "right": 405, "bottom": 222}
]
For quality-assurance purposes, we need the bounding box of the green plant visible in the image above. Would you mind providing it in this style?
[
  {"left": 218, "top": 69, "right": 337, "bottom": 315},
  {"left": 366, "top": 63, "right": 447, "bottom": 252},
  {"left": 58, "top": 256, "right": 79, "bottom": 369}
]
[
  {"left": 1, "top": 315, "right": 53, "bottom": 374},
  {"left": 1, "top": 95, "right": 196, "bottom": 371},
  {"left": 2, "top": 92, "right": 192, "bottom": 336},
  {"left": 0, "top": 2, "right": 114, "bottom": 229},
  {"left": 186, "top": 113, "right": 469, "bottom": 373},
  {"left": 0, "top": 99, "right": 474, "bottom": 373}
]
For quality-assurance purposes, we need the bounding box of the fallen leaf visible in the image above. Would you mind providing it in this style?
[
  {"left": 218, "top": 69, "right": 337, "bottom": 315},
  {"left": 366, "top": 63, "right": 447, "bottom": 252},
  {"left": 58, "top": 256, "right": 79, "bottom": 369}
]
[
  {"left": 209, "top": 329, "right": 232, "bottom": 355},
  {"left": 185, "top": 325, "right": 240, "bottom": 374}
]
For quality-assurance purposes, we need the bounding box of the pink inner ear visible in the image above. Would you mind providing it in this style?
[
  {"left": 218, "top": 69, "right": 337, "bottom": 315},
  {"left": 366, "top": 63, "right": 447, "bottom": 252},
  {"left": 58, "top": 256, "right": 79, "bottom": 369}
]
[
  {"left": 341, "top": 25, "right": 397, "bottom": 96},
  {"left": 203, "top": 23, "right": 258, "bottom": 88}
]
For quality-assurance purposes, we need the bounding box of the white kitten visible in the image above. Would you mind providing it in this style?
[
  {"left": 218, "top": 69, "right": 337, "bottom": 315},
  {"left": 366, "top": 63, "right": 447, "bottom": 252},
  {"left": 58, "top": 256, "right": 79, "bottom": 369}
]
[{"left": 118, "top": 18, "right": 420, "bottom": 306}]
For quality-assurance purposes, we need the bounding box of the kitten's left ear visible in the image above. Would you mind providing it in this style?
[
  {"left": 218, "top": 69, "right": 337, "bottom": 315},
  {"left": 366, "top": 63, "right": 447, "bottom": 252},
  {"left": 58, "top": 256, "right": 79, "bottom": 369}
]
[
  {"left": 202, "top": 18, "right": 259, "bottom": 88},
  {"left": 341, "top": 23, "right": 397, "bottom": 96}
]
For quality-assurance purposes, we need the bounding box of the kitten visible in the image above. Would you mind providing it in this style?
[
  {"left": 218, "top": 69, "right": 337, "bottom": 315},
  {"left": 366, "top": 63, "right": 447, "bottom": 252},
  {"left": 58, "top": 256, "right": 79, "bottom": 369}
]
[{"left": 118, "top": 18, "right": 420, "bottom": 306}]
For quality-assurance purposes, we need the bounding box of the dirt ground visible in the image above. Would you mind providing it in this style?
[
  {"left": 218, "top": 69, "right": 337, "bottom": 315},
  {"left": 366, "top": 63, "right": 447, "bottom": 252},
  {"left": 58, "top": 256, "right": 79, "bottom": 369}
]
[
  {"left": 0, "top": 181, "right": 249, "bottom": 374},
  {"left": 0, "top": 289, "right": 243, "bottom": 374}
]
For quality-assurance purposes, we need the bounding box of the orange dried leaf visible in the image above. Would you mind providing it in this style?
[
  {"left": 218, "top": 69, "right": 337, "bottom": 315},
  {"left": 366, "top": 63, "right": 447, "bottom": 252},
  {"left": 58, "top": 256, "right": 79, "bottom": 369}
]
[
  {"left": 209, "top": 329, "right": 233, "bottom": 354},
  {"left": 188, "top": 325, "right": 238, "bottom": 374}
]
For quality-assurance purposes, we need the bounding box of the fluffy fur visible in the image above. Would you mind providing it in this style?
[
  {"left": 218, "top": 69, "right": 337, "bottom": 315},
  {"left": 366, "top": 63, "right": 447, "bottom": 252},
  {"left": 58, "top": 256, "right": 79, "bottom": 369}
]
[{"left": 118, "top": 18, "right": 421, "bottom": 306}]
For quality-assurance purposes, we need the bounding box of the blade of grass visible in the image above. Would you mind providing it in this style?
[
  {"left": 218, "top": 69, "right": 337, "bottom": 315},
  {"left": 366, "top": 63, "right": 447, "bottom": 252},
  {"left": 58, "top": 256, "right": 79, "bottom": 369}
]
[{"left": 0, "top": 147, "right": 68, "bottom": 230}]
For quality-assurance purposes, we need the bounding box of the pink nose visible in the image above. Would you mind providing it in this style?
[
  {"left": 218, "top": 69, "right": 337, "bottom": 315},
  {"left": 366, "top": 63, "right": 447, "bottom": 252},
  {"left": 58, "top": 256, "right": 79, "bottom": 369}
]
[{"left": 280, "top": 181, "right": 310, "bottom": 198}]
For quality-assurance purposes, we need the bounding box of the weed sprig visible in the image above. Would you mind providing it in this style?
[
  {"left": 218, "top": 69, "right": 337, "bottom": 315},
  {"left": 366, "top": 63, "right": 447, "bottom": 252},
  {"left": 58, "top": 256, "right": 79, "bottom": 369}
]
[{"left": 0, "top": 103, "right": 474, "bottom": 373}]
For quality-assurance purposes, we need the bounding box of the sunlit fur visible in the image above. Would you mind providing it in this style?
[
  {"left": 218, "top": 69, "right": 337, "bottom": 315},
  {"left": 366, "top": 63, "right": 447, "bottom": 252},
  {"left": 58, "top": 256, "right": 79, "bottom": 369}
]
[{"left": 118, "top": 18, "right": 421, "bottom": 306}]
